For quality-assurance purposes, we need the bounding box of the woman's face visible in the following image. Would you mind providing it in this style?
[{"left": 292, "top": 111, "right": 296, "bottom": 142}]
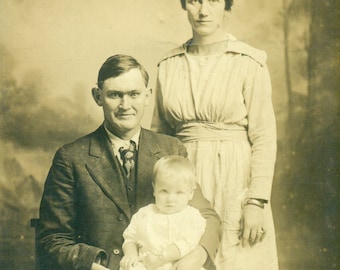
[{"left": 186, "top": 0, "right": 225, "bottom": 38}]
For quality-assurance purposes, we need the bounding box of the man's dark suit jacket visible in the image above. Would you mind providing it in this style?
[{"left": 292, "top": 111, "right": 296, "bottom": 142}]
[{"left": 38, "top": 125, "right": 221, "bottom": 270}]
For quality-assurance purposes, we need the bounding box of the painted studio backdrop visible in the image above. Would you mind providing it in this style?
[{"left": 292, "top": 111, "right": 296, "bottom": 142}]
[{"left": 0, "top": 0, "right": 338, "bottom": 269}]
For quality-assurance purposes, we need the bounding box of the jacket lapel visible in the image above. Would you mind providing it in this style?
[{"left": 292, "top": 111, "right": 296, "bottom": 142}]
[
  {"left": 136, "top": 129, "right": 162, "bottom": 208},
  {"left": 85, "top": 126, "right": 132, "bottom": 219}
]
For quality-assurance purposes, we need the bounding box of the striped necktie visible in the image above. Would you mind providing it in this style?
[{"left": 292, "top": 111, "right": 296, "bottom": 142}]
[{"left": 119, "top": 140, "right": 136, "bottom": 178}]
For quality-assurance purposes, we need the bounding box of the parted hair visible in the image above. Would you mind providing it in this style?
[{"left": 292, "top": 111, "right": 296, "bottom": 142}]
[
  {"left": 97, "top": 54, "right": 149, "bottom": 89},
  {"left": 180, "top": 0, "right": 234, "bottom": 11}
]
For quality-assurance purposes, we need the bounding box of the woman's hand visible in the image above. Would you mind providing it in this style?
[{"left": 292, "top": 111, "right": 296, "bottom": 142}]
[{"left": 241, "top": 204, "right": 266, "bottom": 247}]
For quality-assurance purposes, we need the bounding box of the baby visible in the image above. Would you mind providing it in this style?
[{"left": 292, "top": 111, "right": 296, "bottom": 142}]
[{"left": 120, "top": 155, "right": 206, "bottom": 270}]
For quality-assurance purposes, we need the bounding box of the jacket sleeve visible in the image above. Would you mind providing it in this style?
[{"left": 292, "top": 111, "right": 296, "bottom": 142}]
[
  {"left": 38, "top": 147, "right": 107, "bottom": 270},
  {"left": 189, "top": 184, "right": 222, "bottom": 269}
]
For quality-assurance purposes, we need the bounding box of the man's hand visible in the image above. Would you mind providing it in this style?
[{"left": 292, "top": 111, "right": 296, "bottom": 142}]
[
  {"left": 91, "top": 262, "right": 110, "bottom": 270},
  {"left": 170, "top": 245, "right": 207, "bottom": 270},
  {"left": 241, "top": 205, "right": 266, "bottom": 247}
]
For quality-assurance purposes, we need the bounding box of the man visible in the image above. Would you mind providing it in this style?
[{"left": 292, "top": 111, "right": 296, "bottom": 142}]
[{"left": 38, "top": 54, "right": 221, "bottom": 270}]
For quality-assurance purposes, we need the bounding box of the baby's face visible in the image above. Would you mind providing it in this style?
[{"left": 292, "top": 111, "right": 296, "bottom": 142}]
[{"left": 153, "top": 172, "right": 194, "bottom": 215}]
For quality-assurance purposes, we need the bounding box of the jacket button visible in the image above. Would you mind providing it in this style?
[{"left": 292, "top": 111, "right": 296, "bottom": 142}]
[{"left": 113, "top": 249, "right": 120, "bottom": 255}]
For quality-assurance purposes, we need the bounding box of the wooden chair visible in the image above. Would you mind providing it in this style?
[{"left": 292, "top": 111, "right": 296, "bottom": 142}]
[{"left": 30, "top": 218, "right": 40, "bottom": 270}]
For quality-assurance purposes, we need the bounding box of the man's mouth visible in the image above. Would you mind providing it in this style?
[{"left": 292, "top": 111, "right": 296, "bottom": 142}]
[{"left": 116, "top": 113, "right": 134, "bottom": 118}]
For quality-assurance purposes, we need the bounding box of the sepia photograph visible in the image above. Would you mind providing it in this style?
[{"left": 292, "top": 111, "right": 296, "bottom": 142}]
[{"left": 0, "top": 1, "right": 338, "bottom": 269}]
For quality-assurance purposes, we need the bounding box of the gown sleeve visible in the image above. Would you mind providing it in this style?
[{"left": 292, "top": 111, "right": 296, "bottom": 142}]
[
  {"left": 173, "top": 207, "right": 206, "bottom": 257},
  {"left": 243, "top": 61, "right": 277, "bottom": 201},
  {"left": 151, "top": 65, "right": 176, "bottom": 136}
]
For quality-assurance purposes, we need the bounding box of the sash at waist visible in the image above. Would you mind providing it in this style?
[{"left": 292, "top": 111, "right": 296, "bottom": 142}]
[{"left": 175, "top": 122, "right": 248, "bottom": 142}]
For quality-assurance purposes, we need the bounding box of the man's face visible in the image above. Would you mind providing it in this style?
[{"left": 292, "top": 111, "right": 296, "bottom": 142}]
[{"left": 94, "top": 68, "right": 150, "bottom": 139}]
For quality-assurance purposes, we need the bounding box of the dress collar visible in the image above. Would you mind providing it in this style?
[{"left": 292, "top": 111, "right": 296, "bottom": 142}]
[{"left": 158, "top": 33, "right": 267, "bottom": 66}]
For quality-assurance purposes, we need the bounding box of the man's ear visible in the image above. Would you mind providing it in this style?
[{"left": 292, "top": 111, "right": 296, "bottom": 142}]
[
  {"left": 144, "top": 88, "right": 152, "bottom": 106},
  {"left": 92, "top": 87, "right": 103, "bottom": 106},
  {"left": 152, "top": 182, "right": 155, "bottom": 196}
]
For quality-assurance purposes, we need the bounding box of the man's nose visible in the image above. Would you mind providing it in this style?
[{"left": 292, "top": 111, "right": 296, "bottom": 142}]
[{"left": 119, "top": 95, "right": 131, "bottom": 109}]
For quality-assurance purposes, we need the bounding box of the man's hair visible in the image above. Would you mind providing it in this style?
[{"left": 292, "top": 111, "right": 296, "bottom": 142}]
[
  {"left": 97, "top": 54, "right": 149, "bottom": 89},
  {"left": 153, "top": 155, "right": 196, "bottom": 189},
  {"left": 180, "top": 0, "right": 233, "bottom": 11}
]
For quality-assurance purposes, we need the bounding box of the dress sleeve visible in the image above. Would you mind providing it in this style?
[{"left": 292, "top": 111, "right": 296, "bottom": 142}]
[
  {"left": 243, "top": 61, "right": 277, "bottom": 201},
  {"left": 173, "top": 208, "right": 206, "bottom": 257},
  {"left": 122, "top": 209, "right": 142, "bottom": 248},
  {"left": 151, "top": 64, "right": 176, "bottom": 136}
]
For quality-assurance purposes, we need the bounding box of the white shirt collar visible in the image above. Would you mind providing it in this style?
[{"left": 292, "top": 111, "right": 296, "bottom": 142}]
[{"left": 104, "top": 125, "right": 140, "bottom": 158}]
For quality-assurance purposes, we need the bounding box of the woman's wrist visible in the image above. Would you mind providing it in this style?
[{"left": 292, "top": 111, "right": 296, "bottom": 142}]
[{"left": 244, "top": 198, "right": 265, "bottom": 209}]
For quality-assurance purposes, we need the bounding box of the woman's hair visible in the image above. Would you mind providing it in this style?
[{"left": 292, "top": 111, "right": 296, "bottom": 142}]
[
  {"left": 97, "top": 54, "right": 149, "bottom": 89},
  {"left": 180, "top": 0, "right": 233, "bottom": 11},
  {"left": 153, "top": 155, "right": 196, "bottom": 189}
]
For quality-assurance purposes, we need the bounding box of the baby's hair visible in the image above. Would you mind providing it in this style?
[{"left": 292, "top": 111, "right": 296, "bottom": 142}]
[{"left": 153, "top": 155, "right": 196, "bottom": 189}]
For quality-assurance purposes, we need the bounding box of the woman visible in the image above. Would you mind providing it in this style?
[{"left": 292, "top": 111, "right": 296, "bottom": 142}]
[{"left": 152, "top": 0, "right": 278, "bottom": 269}]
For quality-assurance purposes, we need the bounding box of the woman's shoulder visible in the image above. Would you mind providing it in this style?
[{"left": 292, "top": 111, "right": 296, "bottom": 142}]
[
  {"left": 227, "top": 38, "right": 268, "bottom": 66},
  {"left": 157, "top": 44, "right": 186, "bottom": 66}
]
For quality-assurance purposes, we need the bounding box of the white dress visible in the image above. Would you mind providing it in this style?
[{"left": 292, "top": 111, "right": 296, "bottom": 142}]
[
  {"left": 152, "top": 37, "right": 279, "bottom": 269},
  {"left": 122, "top": 204, "right": 206, "bottom": 270}
]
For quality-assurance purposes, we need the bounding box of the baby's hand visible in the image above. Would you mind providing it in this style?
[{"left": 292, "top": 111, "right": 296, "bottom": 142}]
[
  {"left": 120, "top": 255, "right": 139, "bottom": 270},
  {"left": 143, "top": 253, "right": 163, "bottom": 269}
]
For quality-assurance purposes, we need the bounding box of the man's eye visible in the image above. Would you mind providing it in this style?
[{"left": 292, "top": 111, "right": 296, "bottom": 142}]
[
  {"left": 108, "top": 92, "right": 120, "bottom": 99},
  {"left": 129, "top": 92, "right": 140, "bottom": 98}
]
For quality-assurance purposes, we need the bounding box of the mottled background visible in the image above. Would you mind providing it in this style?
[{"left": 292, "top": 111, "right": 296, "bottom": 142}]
[{"left": 0, "top": 0, "right": 338, "bottom": 269}]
